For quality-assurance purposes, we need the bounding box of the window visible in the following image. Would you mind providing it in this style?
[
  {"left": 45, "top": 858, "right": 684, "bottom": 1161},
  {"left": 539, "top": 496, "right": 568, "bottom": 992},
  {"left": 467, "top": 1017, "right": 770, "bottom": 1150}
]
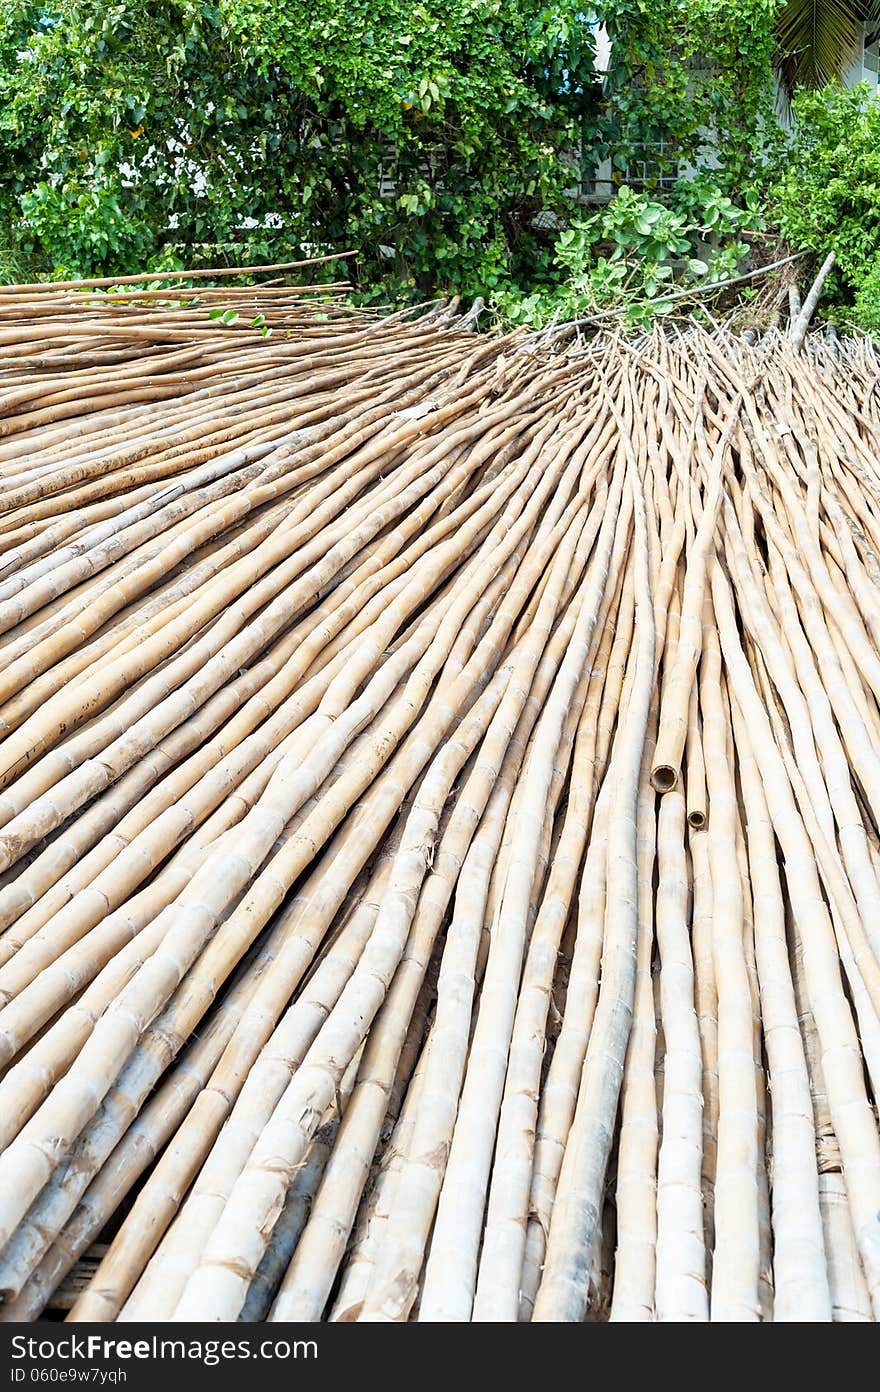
[{"left": 626, "top": 139, "right": 681, "bottom": 191}]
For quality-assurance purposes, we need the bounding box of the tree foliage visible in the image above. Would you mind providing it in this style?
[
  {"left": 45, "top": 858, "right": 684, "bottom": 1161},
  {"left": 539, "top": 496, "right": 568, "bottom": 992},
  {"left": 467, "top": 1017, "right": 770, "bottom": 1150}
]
[
  {"left": 0, "top": 1, "right": 603, "bottom": 290},
  {"left": 0, "top": 0, "right": 783, "bottom": 310}
]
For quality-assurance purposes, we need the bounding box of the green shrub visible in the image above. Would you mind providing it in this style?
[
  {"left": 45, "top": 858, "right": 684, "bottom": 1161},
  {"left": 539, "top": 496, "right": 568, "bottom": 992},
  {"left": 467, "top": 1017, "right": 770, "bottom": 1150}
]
[
  {"left": 492, "top": 180, "right": 764, "bottom": 329},
  {"left": 852, "top": 257, "right": 880, "bottom": 333},
  {"left": 775, "top": 84, "right": 880, "bottom": 306}
]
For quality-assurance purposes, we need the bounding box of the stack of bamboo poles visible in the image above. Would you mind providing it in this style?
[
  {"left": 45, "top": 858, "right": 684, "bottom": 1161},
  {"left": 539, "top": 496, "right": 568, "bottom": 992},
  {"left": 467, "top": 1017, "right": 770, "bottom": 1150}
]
[{"left": 0, "top": 274, "right": 878, "bottom": 1324}]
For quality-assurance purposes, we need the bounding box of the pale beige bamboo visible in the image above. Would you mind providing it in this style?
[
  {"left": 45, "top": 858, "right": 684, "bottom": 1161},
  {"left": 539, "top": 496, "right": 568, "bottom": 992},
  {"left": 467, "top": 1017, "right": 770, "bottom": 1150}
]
[
  {"left": 654, "top": 773, "right": 707, "bottom": 1319},
  {"left": 110, "top": 857, "right": 391, "bottom": 1322},
  {"left": 3, "top": 932, "right": 278, "bottom": 1321},
  {"left": 171, "top": 440, "right": 611, "bottom": 1321},
  {"left": 518, "top": 780, "right": 611, "bottom": 1316},
  {"left": 116, "top": 481, "right": 582, "bottom": 1314},
  {"left": 532, "top": 436, "right": 655, "bottom": 1322},
  {"left": 652, "top": 393, "right": 739, "bottom": 792},
  {"left": 689, "top": 825, "right": 718, "bottom": 1270},
  {"left": 329, "top": 1030, "right": 434, "bottom": 1322},
  {"left": 729, "top": 694, "right": 831, "bottom": 1320},
  {"left": 0, "top": 446, "right": 558, "bottom": 1245},
  {"left": 819, "top": 1174, "right": 874, "bottom": 1322},
  {"left": 699, "top": 596, "right": 761, "bottom": 1321},
  {"left": 607, "top": 707, "right": 659, "bottom": 1322},
  {"left": 469, "top": 644, "right": 607, "bottom": 1320},
  {"left": 711, "top": 559, "right": 880, "bottom": 1319},
  {"left": 346, "top": 700, "right": 529, "bottom": 1322},
  {"left": 267, "top": 882, "right": 442, "bottom": 1320},
  {"left": 417, "top": 463, "right": 626, "bottom": 1322}
]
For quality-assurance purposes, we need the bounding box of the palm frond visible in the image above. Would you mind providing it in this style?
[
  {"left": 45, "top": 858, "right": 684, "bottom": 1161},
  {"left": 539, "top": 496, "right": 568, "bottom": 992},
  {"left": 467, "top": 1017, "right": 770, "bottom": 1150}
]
[{"left": 774, "top": 0, "right": 880, "bottom": 93}]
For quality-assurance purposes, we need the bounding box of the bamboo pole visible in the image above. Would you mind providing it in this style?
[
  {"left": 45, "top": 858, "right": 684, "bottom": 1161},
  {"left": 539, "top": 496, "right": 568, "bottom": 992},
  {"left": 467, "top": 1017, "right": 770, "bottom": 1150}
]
[{"left": 0, "top": 300, "right": 875, "bottom": 1325}]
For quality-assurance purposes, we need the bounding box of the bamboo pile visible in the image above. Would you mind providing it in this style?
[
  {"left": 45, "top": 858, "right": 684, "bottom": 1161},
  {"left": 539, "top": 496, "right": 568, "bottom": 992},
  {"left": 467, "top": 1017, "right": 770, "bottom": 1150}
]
[{"left": 0, "top": 274, "right": 878, "bottom": 1324}]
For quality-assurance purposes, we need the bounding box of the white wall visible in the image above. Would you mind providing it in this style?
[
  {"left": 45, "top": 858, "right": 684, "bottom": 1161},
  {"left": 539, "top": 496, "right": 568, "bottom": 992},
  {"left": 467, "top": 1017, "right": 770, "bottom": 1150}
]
[{"left": 844, "top": 21, "right": 880, "bottom": 88}]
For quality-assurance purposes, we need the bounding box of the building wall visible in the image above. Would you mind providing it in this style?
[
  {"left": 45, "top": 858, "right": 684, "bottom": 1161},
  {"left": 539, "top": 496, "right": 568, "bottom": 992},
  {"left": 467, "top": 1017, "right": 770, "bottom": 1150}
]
[{"left": 844, "top": 22, "right": 880, "bottom": 88}]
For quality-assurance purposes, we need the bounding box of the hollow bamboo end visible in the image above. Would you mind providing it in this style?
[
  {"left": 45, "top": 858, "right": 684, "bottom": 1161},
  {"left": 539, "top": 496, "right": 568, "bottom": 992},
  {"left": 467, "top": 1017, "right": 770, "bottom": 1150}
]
[
  {"left": 650, "top": 764, "right": 678, "bottom": 793},
  {"left": 687, "top": 809, "right": 707, "bottom": 831}
]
